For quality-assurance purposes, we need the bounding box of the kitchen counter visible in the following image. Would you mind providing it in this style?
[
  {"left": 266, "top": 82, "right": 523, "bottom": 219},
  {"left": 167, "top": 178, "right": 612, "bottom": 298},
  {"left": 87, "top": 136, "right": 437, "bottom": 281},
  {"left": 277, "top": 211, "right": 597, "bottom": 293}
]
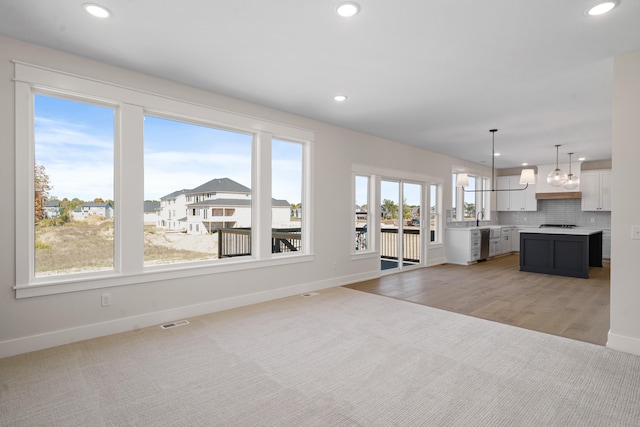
[
  {"left": 519, "top": 229, "right": 603, "bottom": 278},
  {"left": 516, "top": 227, "right": 603, "bottom": 236},
  {"left": 445, "top": 225, "right": 502, "bottom": 231}
]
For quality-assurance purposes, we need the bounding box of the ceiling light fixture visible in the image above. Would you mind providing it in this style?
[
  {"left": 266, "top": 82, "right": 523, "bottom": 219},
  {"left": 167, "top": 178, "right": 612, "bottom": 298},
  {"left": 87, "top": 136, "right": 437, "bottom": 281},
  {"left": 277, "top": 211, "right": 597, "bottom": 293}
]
[
  {"left": 333, "top": 94, "right": 347, "bottom": 102},
  {"left": 564, "top": 152, "right": 580, "bottom": 190},
  {"left": 83, "top": 3, "right": 111, "bottom": 18},
  {"left": 456, "top": 129, "right": 536, "bottom": 192},
  {"left": 335, "top": 2, "right": 360, "bottom": 17},
  {"left": 547, "top": 144, "right": 568, "bottom": 187},
  {"left": 585, "top": 1, "right": 619, "bottom": 16}
]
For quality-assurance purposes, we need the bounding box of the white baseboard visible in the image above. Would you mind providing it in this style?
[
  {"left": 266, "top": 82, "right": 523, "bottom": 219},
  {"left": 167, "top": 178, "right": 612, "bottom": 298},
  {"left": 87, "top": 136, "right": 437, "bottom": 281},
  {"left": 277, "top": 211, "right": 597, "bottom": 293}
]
[
  {"left": 607, "top": 331, "right": 640, "bottom": 356},
  {"left": 427, "top": 257, "right": 446, "bottom": 267},
  {"left": 0, "top": 271, "right": 380, "bottom": 358}
]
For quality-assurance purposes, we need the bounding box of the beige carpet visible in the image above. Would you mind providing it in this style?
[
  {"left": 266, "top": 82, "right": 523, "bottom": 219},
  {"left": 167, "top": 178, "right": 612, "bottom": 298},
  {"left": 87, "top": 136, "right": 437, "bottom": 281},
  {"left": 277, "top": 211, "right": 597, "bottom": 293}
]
[{"left": 1, "top": 287, "right": 640, "bottom": 426}]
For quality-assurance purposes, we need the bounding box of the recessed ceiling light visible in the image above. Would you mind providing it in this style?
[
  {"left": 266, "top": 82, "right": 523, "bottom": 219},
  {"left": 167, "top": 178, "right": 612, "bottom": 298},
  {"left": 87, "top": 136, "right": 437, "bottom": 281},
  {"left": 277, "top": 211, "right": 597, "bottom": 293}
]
[
  {"left": 522, "top": 163, "right": 529, "bottom": 166},
  {"left": 585, "top": 1, "right": 619, "bottom": 16},
  {"left": 336, "top": 2, "right": 360, "bottom": 18},
  {"left": 578, "top": 157, "right": 586, "bottom": 161},
  {"left": 334, "top": 95, "right": 348, "bottom": 102},
  {"left": 84, "top": 3, "right": 111, "bottom": 19},
  {"left": 494, "top": 152, "right": 501, "bottom": 157}
]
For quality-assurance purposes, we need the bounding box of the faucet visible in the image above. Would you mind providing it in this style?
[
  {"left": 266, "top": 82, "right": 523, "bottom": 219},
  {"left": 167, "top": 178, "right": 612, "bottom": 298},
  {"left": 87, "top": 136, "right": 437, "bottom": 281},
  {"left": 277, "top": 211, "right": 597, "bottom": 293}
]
[{"left": 476, "top": 210, "right": 485, "bottom": 227}]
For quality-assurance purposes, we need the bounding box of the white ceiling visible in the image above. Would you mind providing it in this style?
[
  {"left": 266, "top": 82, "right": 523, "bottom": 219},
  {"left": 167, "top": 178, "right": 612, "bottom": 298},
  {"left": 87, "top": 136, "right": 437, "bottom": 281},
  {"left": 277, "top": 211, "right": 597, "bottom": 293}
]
[{"left": 1, "top": 0, "right": 639, "bottom": 168}]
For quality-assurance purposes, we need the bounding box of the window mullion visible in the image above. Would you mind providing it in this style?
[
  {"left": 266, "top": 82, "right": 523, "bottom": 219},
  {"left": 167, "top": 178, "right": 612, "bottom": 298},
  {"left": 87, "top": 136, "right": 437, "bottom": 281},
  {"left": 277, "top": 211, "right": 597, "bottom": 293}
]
[
  {"left": 254, "top": 132, "right": 272, "bottom": 259},
  {"left": 118, "top": 103, "right": 145, "bottom": 274}
]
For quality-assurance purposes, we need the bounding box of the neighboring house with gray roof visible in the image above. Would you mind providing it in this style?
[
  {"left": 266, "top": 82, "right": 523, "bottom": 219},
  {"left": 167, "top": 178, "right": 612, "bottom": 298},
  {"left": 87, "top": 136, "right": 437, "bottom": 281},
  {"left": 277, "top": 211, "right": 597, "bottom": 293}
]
[
  {"left": 44, "top": 200, "right": 60, "bottom": 219},
  {"left": 144, "top": 201, "right": 160, "bottom": 224},
  {"left": 72, "top": 202, "right": 113, "bottom": 221},
  {"left": 157, "top": 177, "right": 292, "bottom": 234},
  {"left": 157, "top": 189, "right": 190, "bottom": 231}
]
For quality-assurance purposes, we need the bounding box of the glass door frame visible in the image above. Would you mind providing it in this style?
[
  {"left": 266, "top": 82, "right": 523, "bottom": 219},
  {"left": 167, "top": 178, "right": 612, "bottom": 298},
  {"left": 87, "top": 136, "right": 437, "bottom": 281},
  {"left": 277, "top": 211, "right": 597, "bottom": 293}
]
[{"left": 379, "top": 177, "right": 425, "bottom": 273}]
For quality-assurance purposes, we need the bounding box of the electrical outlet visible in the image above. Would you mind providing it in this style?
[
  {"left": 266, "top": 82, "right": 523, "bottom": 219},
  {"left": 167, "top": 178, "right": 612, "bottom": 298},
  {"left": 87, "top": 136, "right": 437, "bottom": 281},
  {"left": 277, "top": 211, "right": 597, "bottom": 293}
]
[
  {"left": 591, "top": 218, "right": 595, "bottom": 223},
  {"left": 101, "top": 293, "right": 111, "bottom": 307}
]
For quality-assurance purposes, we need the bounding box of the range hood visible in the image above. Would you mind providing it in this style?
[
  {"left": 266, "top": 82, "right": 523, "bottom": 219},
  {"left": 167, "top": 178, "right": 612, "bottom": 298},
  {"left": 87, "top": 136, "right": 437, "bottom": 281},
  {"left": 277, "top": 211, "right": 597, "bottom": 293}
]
[{"left": 535, "top": 192, "right": 582, "bottom": 200}]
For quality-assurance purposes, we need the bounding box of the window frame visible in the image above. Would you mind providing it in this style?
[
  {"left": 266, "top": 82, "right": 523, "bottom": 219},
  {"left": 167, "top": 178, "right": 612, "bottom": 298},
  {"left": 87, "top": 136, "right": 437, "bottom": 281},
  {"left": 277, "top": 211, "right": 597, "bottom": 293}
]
[
  {"left": 352, "top": 173, "right": 372, "bottom": 255},
  {"left": 451, "top": 170, "right": 491, "bottom": 222},
  {"left": 32, "top": 90, "right": 119, "bottom": 278},
  {"left": 14, "top": 62, "right": 314, "bottom": 298},
  {"left": 428, "top": 183, "right": 442, "bottom": 244},
  {"left": 271, "top": 138, "right": 305, "bottom": 256}
]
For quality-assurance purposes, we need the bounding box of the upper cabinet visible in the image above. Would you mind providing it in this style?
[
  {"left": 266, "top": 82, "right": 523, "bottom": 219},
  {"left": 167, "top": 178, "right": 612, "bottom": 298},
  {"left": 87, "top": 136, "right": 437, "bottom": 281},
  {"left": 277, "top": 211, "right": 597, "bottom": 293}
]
[
  {"left": 496, "top": 175, "right": 537, "bottom": 211},
  {"left": 581, "top": 169, "right": 612, "bottom": 211}
]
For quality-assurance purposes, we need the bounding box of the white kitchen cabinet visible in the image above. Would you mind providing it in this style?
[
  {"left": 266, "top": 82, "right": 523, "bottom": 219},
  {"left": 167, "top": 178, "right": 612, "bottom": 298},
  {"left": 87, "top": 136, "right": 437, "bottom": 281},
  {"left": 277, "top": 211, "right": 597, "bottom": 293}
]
[
  {"left": 489, "top": 238, "right": 501, "bottom": 257},
  {"left": 581, "top": 169, "right": 612, "bottom": 211},
  {"left": 445, "top": 228, "right": 481, "bottom": 265},
  {"left": 512, "top": 228, "right": 521, "bottom": 252},
  {"left": 500, "top": 226, "right": 514, "bottom": 254},
  {"left": 496, "top": 175, "right": 537, "bottom": 211}
]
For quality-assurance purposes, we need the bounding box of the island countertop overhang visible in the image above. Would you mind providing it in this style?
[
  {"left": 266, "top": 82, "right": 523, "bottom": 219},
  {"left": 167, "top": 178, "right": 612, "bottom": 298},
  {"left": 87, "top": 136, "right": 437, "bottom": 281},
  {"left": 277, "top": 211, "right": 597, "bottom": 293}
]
[{"left": 518, "top": 228, "right": 603, "bottom": 236}]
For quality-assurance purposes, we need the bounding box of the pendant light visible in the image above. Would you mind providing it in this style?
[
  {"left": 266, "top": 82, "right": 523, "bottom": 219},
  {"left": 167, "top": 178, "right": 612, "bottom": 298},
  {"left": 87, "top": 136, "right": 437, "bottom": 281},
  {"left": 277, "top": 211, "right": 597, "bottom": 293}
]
[
  {"left": 563, "top": 152, "right": 580, "bottom": 190},
  {"left": 457, "top": 129, "right": 536, "bottom": 192},
  {"left": 546, "top": 144, "right": 568, "bottom": 187}
]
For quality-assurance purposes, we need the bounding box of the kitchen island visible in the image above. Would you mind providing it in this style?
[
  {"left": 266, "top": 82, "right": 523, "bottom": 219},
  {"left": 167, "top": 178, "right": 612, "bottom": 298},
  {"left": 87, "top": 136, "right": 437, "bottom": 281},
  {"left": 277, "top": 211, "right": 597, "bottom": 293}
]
[{"left": 519, "top": 228, "right": 603, "bottom": 279}]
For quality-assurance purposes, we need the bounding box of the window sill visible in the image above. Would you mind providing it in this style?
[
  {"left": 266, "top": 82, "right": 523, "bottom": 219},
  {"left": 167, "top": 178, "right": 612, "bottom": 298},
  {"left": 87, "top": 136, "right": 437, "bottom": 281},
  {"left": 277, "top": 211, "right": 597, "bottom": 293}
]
[{"left": 14, "top": 254, "right": 314, "bottom": 299}]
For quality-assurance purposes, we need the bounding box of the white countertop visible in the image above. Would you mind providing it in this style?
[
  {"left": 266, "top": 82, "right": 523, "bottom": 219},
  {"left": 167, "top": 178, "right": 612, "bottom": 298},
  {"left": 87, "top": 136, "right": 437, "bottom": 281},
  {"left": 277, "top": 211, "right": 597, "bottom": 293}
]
[
  {"left": 519, "top": 228, "right": 603, "bottom": 236},
  {"left": 446, "top": 225, "right": 504, "bottom": 231}
]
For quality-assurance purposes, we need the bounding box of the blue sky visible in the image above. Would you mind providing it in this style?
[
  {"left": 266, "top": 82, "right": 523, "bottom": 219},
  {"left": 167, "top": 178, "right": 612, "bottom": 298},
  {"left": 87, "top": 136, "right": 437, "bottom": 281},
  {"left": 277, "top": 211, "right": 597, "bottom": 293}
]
[
  {"left": 381, "top": 181, "right": 421, "bottom": 206},
  {"left": 34, "top": 94, "right": 302, "bottom": 204},
  {"left": 35, "top": 94, "right": 114, "bottom": 201}
]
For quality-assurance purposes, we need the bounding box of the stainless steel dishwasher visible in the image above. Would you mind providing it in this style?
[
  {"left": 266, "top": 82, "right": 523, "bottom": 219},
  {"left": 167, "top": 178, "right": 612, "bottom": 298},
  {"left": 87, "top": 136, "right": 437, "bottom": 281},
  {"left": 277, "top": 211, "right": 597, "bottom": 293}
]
[{"left": 479, "top": 228, "right": 490, "bottom": 261}]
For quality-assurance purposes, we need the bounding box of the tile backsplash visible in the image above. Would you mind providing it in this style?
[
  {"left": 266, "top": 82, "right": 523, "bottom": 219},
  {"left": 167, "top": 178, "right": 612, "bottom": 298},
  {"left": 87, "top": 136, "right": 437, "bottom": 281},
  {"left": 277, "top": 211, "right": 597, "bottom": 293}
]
[
  {"left": 498, "top": 199, "right": 610, "bottom": 228},
  {"left": 446, "top": 199, "right": 610, "bottom": 229}
]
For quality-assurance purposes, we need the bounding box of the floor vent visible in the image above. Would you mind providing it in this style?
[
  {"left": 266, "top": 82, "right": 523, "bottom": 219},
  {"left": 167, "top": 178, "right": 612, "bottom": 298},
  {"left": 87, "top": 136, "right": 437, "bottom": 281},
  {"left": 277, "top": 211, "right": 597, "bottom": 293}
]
[
  {"left": 301, "top": 292, "right": 319, "bottom": 297},
  {"left": 161, "top": 319, "right": 190, "bottom": 329}
]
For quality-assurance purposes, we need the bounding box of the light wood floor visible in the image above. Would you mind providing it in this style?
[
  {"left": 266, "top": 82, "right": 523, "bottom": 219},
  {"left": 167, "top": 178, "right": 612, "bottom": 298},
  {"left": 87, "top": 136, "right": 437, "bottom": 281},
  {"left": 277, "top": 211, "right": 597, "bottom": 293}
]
[{"left": 345, "top": 253, "right": 610, "bottom": 346}]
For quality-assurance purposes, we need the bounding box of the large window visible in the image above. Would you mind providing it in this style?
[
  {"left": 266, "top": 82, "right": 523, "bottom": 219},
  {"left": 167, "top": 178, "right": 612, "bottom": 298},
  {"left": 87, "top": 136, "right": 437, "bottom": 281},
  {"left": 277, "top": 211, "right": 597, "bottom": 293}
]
[
  {"left": 15, "top": 63, "right": 313, "bottom": 297},
  {"left": 143, "top": 115, "right": 253, "bottom": 266},
  {"left": 34, "top": 93, "right": 115, "bottom": 277}
]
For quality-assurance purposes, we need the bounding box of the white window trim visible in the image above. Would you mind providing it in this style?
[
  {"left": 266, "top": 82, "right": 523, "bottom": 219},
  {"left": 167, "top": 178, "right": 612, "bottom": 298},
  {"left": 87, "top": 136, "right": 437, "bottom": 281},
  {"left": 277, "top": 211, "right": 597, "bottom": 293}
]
[
  {"left": 14, "top": 61, "right": 314, "bottom": 298},
  {"left": 428, "top": 183, "right": 443, "bottom": 246},
  {"left": 352, "top": 173, "right": 373, "bottom": 256},
  {"left": 451, "top": 167, "right": 491, "bottom": 222}
]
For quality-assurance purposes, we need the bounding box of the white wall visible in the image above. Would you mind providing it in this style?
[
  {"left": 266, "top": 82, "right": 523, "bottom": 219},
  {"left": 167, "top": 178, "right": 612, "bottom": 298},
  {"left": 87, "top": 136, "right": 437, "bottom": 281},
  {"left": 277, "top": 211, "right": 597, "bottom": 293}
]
[
  {"left": 0, "top": 36, "right": 489, "bottom": 357},
  {"left": 608, "top": 51, "right": 640, "bottom": 355}
]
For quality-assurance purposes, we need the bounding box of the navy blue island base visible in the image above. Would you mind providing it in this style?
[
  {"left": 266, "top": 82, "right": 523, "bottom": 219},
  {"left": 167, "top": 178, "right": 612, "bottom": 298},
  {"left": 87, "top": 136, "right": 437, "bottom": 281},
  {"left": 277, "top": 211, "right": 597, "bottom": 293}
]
[{"left": 519, "top": 230, "right": 603, "bottom": 279}]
